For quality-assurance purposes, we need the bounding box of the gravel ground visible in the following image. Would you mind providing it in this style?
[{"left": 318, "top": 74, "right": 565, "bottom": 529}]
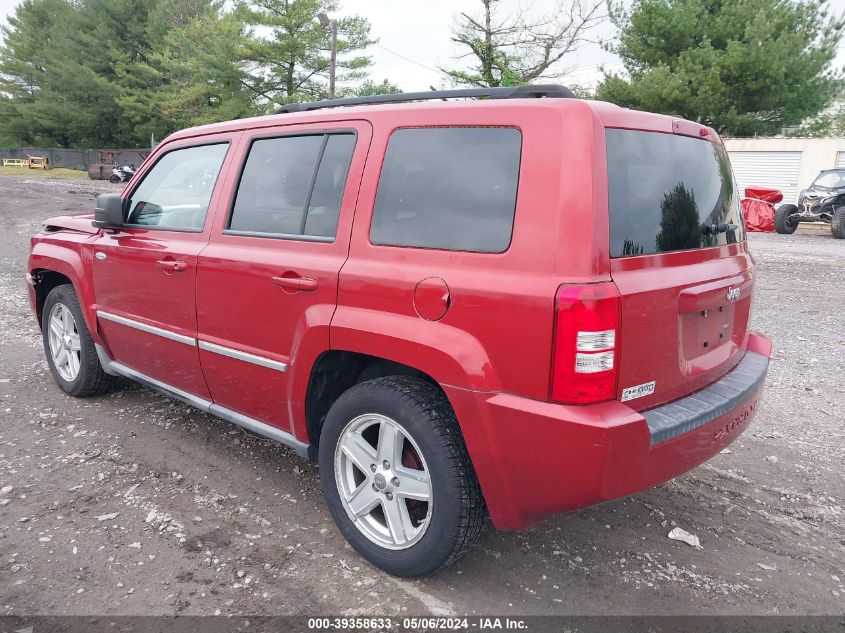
[{"left": 0, "top": 176, "right": 842, "bottom": 616}]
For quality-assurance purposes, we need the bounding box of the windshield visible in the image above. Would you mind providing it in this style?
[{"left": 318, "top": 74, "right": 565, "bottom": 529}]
[
  {"left": 812, "top": 171, "right": 845, "bottom": 189},
  {"left": 606, "top": 129, "right": 745, "bottom": 258}
]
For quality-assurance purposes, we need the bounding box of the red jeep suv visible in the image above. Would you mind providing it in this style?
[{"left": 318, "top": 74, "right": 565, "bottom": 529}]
[{"left": 27, "top": 85, "right": 771, "bottom": 576}]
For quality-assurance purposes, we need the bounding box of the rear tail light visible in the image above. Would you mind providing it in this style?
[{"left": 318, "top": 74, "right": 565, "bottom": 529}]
[{"left": 551, "top": 282, "right": 620, "bottom": 404}]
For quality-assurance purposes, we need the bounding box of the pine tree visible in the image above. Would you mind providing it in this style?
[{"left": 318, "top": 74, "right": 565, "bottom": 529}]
[
  {"left": 597, "top": 0, "right": 844, "bottom": 136},
  {"left": 118, "top": 0, "right": 259, "bottom": 141},
  {"left": 236, "top": 0, "right": 374, "bottom": 106},
  {"left": 0, "top": 0, "right": 75, "bottom": 146}
]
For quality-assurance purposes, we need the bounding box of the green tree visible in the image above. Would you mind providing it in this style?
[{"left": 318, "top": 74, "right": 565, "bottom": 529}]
[
  {"left": 597, "top": 0, "right": 844, "bottom": 137},
  {"left": 444, "top": 0, "right": 604, "bottom": 88},
  {"left": 786, "top": 93, "right": 845, "bottom": 136},
  {"left": 1, "top": 0, "right": 168, "bottom": 147},
  {"left": 0, "top": 0, "right": 75, "bottom": 146},
  {"left": 0, "top": 0, "right": 260, "bottom": 147},
  {"left": 119, "top": 0, "right": 259, "bottom": 141},
  {"left": 236, "top": 0, "right": 374, "bottom": 106},
  {"left": 349, "top": 78, "right": 402, "bottom": 96},
  {"left": 0, "top": 0, "right": 391, "bottom": 147},
  {"left": 50, "top": 0, "right": 162, "bottom": 146}
]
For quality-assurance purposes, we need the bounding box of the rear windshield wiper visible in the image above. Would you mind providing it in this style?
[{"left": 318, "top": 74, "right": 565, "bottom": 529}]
[{"left": 702, "top": 222, "right": 738, "bottom": 235}]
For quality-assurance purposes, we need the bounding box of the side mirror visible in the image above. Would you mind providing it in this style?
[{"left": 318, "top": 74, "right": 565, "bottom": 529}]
[{"left": 93, "top": 193, "right": 125, "bottom": 229}]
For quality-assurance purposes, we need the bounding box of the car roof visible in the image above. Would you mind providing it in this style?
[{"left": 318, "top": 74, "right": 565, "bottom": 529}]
[{"left": 165, "top": 98, "right": 719, "bottom": 145}]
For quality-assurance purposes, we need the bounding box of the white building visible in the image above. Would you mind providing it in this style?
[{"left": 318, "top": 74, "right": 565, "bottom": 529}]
[{"left": 725, "top": 137, "right": 845, "bottom": 203}]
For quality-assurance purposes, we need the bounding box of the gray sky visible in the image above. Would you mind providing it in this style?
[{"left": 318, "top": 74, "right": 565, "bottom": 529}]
[
  {"left": 361, "top": 0, "right": 622, "bottom": 90},
  {"left": 1, "top": 0, "right": 843, "bottom": 92}
]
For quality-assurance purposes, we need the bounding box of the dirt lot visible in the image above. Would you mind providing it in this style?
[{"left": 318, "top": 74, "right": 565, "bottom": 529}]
[{"left": 0, "top": 176, "right": 842, "bottom": 616}]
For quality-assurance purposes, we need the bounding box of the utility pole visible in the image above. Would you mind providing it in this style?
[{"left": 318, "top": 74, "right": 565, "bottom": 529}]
[{"left": 318, "top": 13, "right": 337, "bottom": 99}]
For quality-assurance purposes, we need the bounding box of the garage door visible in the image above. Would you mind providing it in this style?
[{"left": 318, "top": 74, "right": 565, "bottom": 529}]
[
  {"left": 836, "top": 151, "right": 845, "bottom": 168},
  {"left": 728, "top": 151, "right": 802, "bottom": 203}
]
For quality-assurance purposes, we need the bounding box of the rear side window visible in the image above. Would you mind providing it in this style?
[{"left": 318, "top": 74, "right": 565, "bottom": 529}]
[
  {"left": 370, "top": 127, "right": 521, "bottom": 253},
  {"left": 228, "top": 133, "right": 355, "bottom": 240},
  {"left": 606, "top": 129, "right": 746, "bottom": 257}
]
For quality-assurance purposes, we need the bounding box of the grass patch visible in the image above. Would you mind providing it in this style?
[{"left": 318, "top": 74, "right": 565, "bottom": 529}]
[{"left": 0, "top": 165, "right": 90, "bottom": 179}]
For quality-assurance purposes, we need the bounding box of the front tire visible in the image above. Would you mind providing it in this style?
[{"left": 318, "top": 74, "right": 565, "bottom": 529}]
[
  {"left": 831, "top": 207, "right": 845, "bottom": 239},
  {"left": 42, "top": 284, "right": 115, "bottom": 397},
  {"left": 108, "top": 174, "right": 122, "bottom": 184},
  {"left": 775, "top": 204, "right": 799, "bottom": 234},
  {"left": 319, "top": 376, "right": 486, "bottom": 577}
]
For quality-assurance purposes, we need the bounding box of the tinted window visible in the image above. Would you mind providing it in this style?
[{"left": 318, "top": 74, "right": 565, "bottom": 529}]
[
  {"left": 305, "top": 135, "right": 356, "bottom": 238},
  {"left": 127, "top": 143, "right": 228, "bottom": 230},
  {"left": 228, "top": 133, "right": 355, "bottom": 239},
  {"left": 370, "top": 127, "right": 521, "bottom": 253},
  {"left": 607, "top": 129, "right": 745, "bottom": 257}
]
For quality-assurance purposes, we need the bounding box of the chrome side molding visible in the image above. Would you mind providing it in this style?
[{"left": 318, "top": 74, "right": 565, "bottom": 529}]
[
  {"left": 198, "top": 340, "right": 288, "bottom": 373},
  {"left": 94, "top": 344, "right": 309, "bottom": 459},
  {"left": 95, "top": 310, "right": 288, "bottom": 372},
  {"left": 97, "top": 310, "right": 196, "bottom": 346}
]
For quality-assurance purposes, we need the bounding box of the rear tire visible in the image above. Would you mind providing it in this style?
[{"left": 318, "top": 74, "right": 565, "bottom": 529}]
[
  {"left": 774, "top": 204, "right": 799, "bottom": 234},
  {"left": 42, "top": 284, "right": 115, "bottom": 397},
  {"left": 832, "top": 207, "right": 845, "bottom": 239},
  {"left": 319, "top": 376, "right": 486, "bottom": 577}
]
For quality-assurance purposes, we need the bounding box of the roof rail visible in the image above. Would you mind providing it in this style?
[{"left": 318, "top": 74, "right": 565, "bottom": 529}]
[{"left": 275, "top": 84, "right": 575, "bottom": 114}]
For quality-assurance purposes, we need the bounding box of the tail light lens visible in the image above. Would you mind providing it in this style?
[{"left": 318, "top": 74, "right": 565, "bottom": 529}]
[{"left": 551, "top": 282, "right": 620, "bottom": 404}]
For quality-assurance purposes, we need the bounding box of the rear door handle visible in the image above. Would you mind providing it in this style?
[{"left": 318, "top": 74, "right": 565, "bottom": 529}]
[
  {"left": 271, "top": 275, "right": 318, "bottom": 292},
  {"left": 156, "top": 259, "right": 187, "bottom": 273}
]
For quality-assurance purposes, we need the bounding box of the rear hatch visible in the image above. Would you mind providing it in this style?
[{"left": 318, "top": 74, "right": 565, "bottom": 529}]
[{"left": 606, "top": 128, "right": 753, "bottom": 411}]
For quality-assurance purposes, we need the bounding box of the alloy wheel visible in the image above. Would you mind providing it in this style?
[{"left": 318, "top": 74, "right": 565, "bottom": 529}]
[
  {"left": 47, "top": 303, "right": 82, "bottom": 382},
  {"left": 334, "top": 413, "right": 433, "bottom": 550}
]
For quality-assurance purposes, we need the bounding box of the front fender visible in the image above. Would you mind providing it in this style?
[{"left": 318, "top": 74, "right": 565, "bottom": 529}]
[
  {"left": 830, "top": 194, "right": 845, "bottom": 212},
  {"left": 29, "top": 238, "right": 100, "bottom": 343}
]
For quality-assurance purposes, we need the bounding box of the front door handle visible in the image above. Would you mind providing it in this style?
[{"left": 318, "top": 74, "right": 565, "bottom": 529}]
[
  {"left": 271, "top": 275, "right": 318, "bottom": 292},
  {"left": 156, "top": 259, "right": 187, "bottom": 273}
]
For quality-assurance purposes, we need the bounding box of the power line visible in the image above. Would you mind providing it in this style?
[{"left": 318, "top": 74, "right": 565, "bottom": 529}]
[
  {"left": 373, "top": 42, "right": 627, "bottom": 86},
  {"left": 373, "top": 43, "right": 451, "bottom": 77}
]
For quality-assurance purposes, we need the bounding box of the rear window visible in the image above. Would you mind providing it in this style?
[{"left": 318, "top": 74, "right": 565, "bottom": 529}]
[
  {"left": 606, "top": 129, "right": 745, "bottom": 258},
  {"left": 370, "top": 127, "right": 521, "bottom": 253},
  {"left": 228, "top": 133, "right": 355, "bottom": 240}
]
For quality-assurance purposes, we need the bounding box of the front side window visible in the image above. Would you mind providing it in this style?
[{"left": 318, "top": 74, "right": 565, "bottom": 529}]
[
  {"left": 127, "top": 143, "right": 229, "bottom": 230},
  {"left": 370, "top": 127, "right": 522, "bottom": 253},
  {"left": 228, "top": 133, "right": 356, "bottom": 240}
]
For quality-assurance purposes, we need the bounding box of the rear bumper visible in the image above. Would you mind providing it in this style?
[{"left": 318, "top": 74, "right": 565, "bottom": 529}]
[{"left": 445, "top": 331, "right": 772, "bottom": 531}]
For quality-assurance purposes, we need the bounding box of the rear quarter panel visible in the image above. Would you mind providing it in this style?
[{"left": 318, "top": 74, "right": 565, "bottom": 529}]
[{"left": 332, "top": 100, "right": 611, "bottom": 398}]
